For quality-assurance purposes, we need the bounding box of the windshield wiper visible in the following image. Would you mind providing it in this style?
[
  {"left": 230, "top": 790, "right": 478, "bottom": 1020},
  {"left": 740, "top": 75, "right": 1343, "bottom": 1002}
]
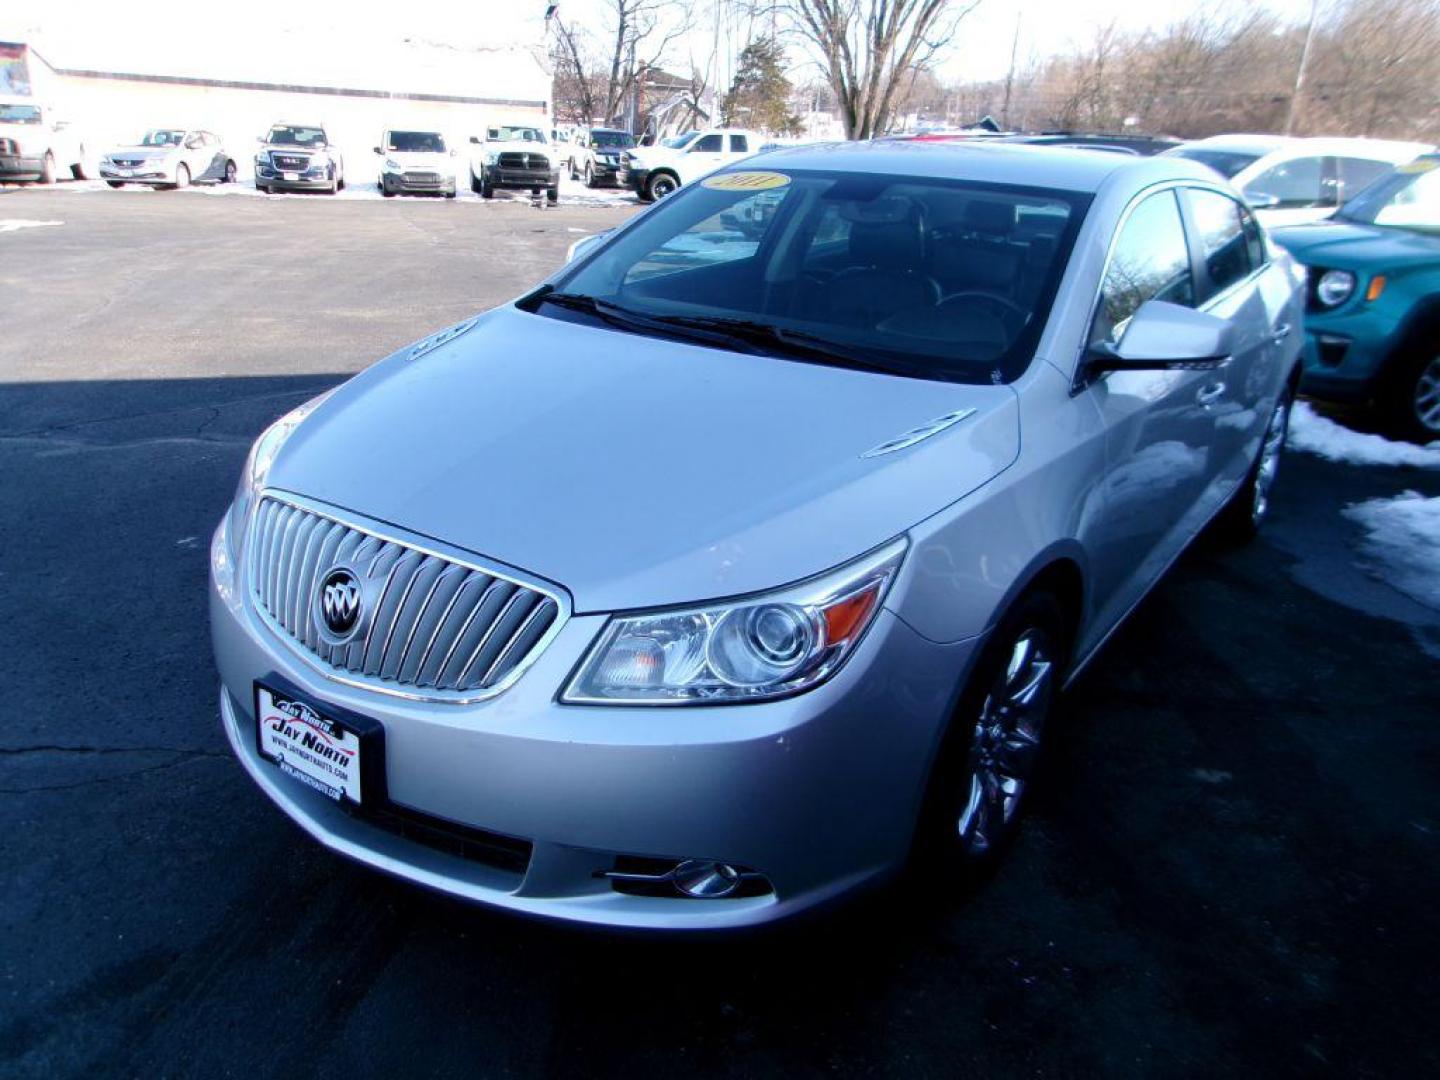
[
  {"left": 650, "top": 315, "right": 921, "bottom": 377},
  {"left": 529, "top": 290, "right": 754, "bottom": 350}
]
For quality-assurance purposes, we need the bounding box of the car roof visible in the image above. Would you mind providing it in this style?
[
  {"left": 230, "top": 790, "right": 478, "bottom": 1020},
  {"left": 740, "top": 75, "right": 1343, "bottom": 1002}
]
[
  {"left": 1178, "top": 133, "right": 1293, "bottom": 154},
  {"left": 748, "top": 138, "right": 1215, "bottom": 195},
  {"left": 1274, "top": 136, "right": 1434, "bottom": 158}
]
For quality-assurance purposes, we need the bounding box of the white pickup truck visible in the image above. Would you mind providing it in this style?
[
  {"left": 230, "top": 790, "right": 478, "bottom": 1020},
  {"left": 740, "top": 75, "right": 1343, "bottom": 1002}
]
[{"left": 617, "top": 128, "right": 761, "bottom": 201}]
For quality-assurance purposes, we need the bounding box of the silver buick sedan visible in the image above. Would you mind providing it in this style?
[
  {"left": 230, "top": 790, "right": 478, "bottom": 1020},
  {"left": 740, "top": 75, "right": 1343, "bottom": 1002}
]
[{"left": 210, "top": 142, "right": 1304, "bottom": 930}]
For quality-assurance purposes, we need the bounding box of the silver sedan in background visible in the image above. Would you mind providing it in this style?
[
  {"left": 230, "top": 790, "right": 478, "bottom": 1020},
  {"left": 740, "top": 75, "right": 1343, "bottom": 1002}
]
[{"left": 210, "top": 142, "right": 1304, "bottom": 929}]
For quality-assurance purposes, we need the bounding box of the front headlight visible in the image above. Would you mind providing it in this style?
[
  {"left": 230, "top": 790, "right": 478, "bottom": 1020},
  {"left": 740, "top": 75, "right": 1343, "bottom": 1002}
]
[
  {"left": 483, "top": 150, "right": 499, "bottom": 166},
  {"left": 561, "top": 539, "right": 906, "bottom": 705},
  {"left": 1316, "top": 269, "right": 1356, "bottom": 307},
  {"left": 228, "top": 390, "right": 336, "bottom": 551},
  {"left": 384, "top": 158, "right": 401, "bottom": 170}
]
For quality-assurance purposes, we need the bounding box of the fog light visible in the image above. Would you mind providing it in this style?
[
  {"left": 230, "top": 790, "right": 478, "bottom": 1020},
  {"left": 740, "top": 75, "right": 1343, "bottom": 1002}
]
[{"left": 672, "top": 859, "right": 742, "bottom": 898}]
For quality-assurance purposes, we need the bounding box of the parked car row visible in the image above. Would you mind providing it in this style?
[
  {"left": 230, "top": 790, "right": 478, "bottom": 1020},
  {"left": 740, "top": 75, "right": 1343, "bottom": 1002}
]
[{"left": 0, "top": 99, "right": 89, "bottom": 183}]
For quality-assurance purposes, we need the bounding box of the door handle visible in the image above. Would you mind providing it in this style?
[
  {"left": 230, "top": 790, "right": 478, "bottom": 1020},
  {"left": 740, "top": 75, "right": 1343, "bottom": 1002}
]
[
  {"left": 1271, "top": 322, "right": 1292, "bottom": 343},
  {"left": 1196, "top": 381, "right": 1227, "bottom": 407}
]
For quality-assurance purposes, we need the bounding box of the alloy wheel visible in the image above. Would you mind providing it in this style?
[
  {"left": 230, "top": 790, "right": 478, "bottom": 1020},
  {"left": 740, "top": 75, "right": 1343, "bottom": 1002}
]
[
  {"left": 957, "top": 628, "right": 1054, "bottom": 856},
  {"left": 1252, "top": 397, "right": 1290, "bottom": 524},
  {"left": 1414, "top": 356, "right": 1440, "bottom": 436}
]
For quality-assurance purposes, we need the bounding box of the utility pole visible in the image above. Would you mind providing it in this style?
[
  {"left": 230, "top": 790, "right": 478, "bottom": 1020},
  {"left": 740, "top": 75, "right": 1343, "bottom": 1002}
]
[
  {"left": 1002, "top": 10, "right": 1022, "bottom": 130},
  {"left": 1285, "top": 0, "right": 1319, "bottom": 135}
]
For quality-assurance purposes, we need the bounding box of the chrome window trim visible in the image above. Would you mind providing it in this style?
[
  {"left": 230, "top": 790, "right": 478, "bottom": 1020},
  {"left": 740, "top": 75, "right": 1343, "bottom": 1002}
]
[
  {"left": 1074, "top": 178, "right": 1268, "bottom": 388},
  {"left": 242, "top": 489, "right": 572, "bottom": 706}
]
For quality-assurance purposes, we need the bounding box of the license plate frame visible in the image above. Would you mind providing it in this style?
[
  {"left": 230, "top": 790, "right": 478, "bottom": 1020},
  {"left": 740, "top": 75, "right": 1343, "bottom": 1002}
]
[
  {"left": 283, "top": 171, "right": 299, "bottom": 182},
  {"left": 254, "top": 678, "right": 386, "bottom": 807}
]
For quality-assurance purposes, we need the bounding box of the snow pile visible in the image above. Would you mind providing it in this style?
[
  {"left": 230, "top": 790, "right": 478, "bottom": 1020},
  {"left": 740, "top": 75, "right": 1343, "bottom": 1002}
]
[
  {"left": 0, "top": 219, "right": 63, "bottom": 233},
  {"left": 1288, "top": 401, "right": 1440, "bottom": 468},
  {"left": 1343, "top": 491, "right": 1440, "bottom": 609}
]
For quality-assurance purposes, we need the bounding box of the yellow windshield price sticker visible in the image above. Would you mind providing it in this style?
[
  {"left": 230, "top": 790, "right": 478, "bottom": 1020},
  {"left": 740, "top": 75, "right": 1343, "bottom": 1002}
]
[
  {"left": 1397, "top": 159, "right": 1438, "bottom": 174},
  {"left": 701, "top": 171, "right": 792, "bottom": 192}
]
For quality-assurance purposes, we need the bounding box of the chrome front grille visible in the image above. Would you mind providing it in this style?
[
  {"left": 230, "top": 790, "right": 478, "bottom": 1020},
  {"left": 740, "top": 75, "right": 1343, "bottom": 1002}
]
[
  {"left": 246, "top": 496, "right": 564, "bottom": 701},
  {"left": 498, "top": 152, "right": 549, "bottom": 171},
  {"left": 272, "top": 153, "right": 310, "bottom": 170}
]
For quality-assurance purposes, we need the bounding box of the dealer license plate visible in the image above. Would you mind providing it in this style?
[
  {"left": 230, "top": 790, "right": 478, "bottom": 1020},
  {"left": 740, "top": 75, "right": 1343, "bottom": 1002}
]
[{"left": 255, "top": 683, "right": 362, "bottom": 803}]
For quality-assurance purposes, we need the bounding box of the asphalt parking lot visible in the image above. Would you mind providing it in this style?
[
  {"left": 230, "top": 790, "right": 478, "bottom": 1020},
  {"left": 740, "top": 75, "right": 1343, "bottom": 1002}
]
[{"left": 3, "top": 184, "right": 1439, "bottom": 1078}]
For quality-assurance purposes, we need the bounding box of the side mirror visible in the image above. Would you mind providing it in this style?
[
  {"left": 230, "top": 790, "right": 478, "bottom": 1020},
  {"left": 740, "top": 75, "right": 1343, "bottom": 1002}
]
[
  {"left": 1087, "top": 300, "right": 1234, "bottom": 374},
  {"left": 256, "top": 135, "right": 266, "bottom": 144},
  {"left": 565, "top": 231, "right": 612, "bottom": 264},
  {"left": 469, "top": 135, "right": 480, "bottom": 145},
  {"left": 373, "top": 146, "right": 382, "bottom": 155}
]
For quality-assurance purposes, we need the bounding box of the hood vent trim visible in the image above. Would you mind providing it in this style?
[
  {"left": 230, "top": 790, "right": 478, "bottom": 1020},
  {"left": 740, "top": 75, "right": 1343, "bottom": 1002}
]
[{"left": 861, "top": 408, "right": 978, "bottom": 458}]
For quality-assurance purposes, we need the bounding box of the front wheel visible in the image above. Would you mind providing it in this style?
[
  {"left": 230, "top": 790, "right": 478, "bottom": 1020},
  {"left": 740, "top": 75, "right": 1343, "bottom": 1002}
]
[
  {"left": 481, "top": 174, "right": 494, "bottom": 199},
  {"left": 1383, "top": 350, "right": 1440, "bottom": 444},
  {"left": 39, "top": 152, "right": 56, "bottom": 184},
  {"left": 1214, "top": 384, "right": 1293, "bottom": 542},
  {"left": 106, "top": 180, "right": 124, "bottom": 189},
  {"left": 172, "top": 163, "right": 190, "bottom": 190},
  {"left": 646, "top": 172, "right": 678, "bottom": 200},
  {"left": 915, "top": 590, "right": 1065, "bottom": 873},
  {"left": 72, "top": 149, "right": 92, "bottom": 181},
  {"left": 223, "top": 160, "right": 237, "bottom": 184},
  {"left": 584, "top": 162, "right": 597, "bottom": 188},
  {"left": 547, "top": 183, "right": 559, "bottom": 205}
]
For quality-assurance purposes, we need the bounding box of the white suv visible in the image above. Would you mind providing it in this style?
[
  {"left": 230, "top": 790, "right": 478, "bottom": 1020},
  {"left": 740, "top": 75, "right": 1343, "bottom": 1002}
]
[{"left": 618, "top": 129, "right": 760, "bottom": 201}]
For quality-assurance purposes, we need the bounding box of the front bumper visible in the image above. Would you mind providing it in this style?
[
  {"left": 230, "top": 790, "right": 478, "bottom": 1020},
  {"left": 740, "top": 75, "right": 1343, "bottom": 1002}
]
[
  {"left": 99, "top": 164, "right": 171, "bottom": 184},
  {"left": 619, "top": 167, "right": 650, "bottom": 192},
  {"left": 256, "top": 165, "right": 333, "bottom": 191},
  {"left": 0, "top": 154, "right": 44, "bottom": 180},
  {"left": 1297, "top": 306, "right": 1403, "bottom": 404},
  {"left": 382, "top": 172, "right": 456, "bottom": 195},
  {"left": 483, "top": 167, "right": 559, "bottom": 189},
  {"left": 210, "top": 511, "right": 975, "bottom": 930}
]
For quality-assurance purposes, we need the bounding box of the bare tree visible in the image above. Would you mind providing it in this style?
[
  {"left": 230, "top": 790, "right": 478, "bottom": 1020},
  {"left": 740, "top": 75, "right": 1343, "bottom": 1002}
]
[{"left": 782, "top": 0, "right": 982, "bottom": 138}]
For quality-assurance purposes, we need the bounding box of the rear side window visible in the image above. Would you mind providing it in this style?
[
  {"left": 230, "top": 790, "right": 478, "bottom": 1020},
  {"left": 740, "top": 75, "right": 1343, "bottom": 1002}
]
[
  {"left": 1337, "top": 156, "right": 1394, "bottom": 201},
  {"left": 1182, "top": 188, "right": 1253, "bottom": 297},
  {"left": 730, "top": 134, "right": 749, "bottom": 153},
  {"left": 692, "top": 134, "right": 723, "bottom": 152},
  {"left": 1243, "top": 156, "right": 1328, "bottom": 209},
  {"left": 1092, "top": 190, "right": 1194, "bottom": 345}
]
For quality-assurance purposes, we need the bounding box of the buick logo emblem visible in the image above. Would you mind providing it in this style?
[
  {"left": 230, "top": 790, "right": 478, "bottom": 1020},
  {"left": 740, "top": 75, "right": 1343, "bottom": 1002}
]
[{"left": 316, "top": 567, "right": 363, "bottom": 643}]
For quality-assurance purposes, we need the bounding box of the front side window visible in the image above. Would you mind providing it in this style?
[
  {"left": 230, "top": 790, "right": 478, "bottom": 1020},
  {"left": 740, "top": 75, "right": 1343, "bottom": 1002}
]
[
  {"left": 662, "top": 131, "right": 699, "bottom": 150},
  {"left": 538, "top": 169, "right": 1089, "bottom": 385},
  {"left": 1243, "top": 156, "right": 1328, "bottom": 209},
  {"left": 142, "top": 129, "right": 185, "bottom": 147},
  {"left": 1093, "top": 191, "right": 1194, "bottom": 345},
  {"left": 387, "top": 131, "right": 446, "bottom": 153},
  {"left": 1336, "top": 157, "right": 1395, "bottom": 203},
  {"left": 1182, "top": 188, "right": 1253, "bottom": 297},
  {"left": 0, "top": 103, "right": 40, "bottom": 124},
  {"left": 692, "top": 134, "right": 724, "bottom": 153}
]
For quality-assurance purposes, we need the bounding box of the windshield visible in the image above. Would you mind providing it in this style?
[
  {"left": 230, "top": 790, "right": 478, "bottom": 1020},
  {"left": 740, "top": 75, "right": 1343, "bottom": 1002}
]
[
  {"left": 268, "top": 125, "right": 325, "bottom": 147},
  {"left": 1336, "top": 157, "right": 1440, "bottom": 233},
  {"left": 489, "top": 126, "right": 545, "bottom": 144},
  {"left": 591, "top": 130, "right": 635, "bottom": 149},
  {"left": 662, "top": 131, "right": 699, "bottom": 150},
  {"left": 536, "top": 169, "right": 1088, "bottom": 385},
  {"left": 0, "top": 103, "right": 40, "bottom": 123},
  {"left": 387, "top": 130, "right": 446, "bottom": 153},
  {"left": 1169, "top": 148, "right": 1263, "bottom": 180},
  {"left": 140, "top": 129, "right": 185, "bottom": 147}
]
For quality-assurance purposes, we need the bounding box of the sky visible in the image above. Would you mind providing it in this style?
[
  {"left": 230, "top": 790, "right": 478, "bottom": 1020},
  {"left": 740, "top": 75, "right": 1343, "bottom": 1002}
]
[{"left": 6, "top": 0, "right": 1318, "bottom": 89}]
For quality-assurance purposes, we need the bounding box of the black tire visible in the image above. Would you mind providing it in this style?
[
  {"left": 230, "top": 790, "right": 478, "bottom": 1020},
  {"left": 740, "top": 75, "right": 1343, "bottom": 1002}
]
[
  {"left": 337, "top": 169, "right": 345, "bottom": 192},
  {"left": 105, "top": 180, "right": 124, "bottom": 189},
  {"left": 444, "top": 188, "right": 457, "bottom": 200},
  {"left": 914, "top": 590, "right": 1067, "bottom": 878},
  {"left": 39, "top": 152, "right": 56, "bottom": 185},
  {"left": 1213, "top": 382, "right": 1294, "bottom": 543},
  {"left": 174, "top": 163, "right": 190, "bottom": 190},
  {"left": 584, "top": 162, "right": 597, "bottom": 188},
  {"left": 481, "top": 175, "right": 494, "bottom": 199},
  {"left": 256, "top": 182, "right": 270, "bottom": 194},
  {"left": 381, "top": 184, "right": 395, "bottom": 198},
  {"left": 646, "top": 171, "right": 678, "bottom": 200},
  {"left": 71, "top": 149, "right": 92, "bottom": 181},
  {"left": 470, "top": 171, "right": 482, "bottom": 194},
  {"left": 1381, "top": 348, "right": 1440, "bottom": 444},
  {"left": 223, "top": 160, "right": 237, "bottom": 184},
  {"left": 569, "top": 157, "right": 579, "bottom": 181},
  {"left": 547, "top": 183, "right": 559, "bottom": 205}
]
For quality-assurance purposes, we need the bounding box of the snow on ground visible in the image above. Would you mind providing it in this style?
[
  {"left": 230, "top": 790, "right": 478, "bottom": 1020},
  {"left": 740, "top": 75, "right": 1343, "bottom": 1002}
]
[
  {"left": 19, "top": 173, "right": 636, "bottom": 209},
  {"left": 1343, "top": 492, "right": 1440, "bottom": 609},
  {"left": 0, "top": 219, "right": 63, "bottom": 233},
  {"left": 1288, "top": 401, "right": 1440, "bottom": 468}
]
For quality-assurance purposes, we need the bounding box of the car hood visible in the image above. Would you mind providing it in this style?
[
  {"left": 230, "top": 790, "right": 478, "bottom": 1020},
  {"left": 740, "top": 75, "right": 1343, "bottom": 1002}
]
[
  {"left": 483, "top": 141, "right": 556, "bottom": 158},
  {"left": 267, "top": 305, "right": 1019, "bottom": 613},
  {"left": 383, "top": 151, "right": 449, "bottom": 169},
  {"left": 1270, "top": 219, "right": 1440, "bottom": 270},
  {"left": 109, "top": 145, "right": 176, "bottom": 157}
]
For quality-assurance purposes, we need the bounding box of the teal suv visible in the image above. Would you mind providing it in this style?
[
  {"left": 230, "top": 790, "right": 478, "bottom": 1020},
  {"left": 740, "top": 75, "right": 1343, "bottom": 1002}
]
[{"left": 1271, "top": 156, "right": 1440, "bottom": 441}]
